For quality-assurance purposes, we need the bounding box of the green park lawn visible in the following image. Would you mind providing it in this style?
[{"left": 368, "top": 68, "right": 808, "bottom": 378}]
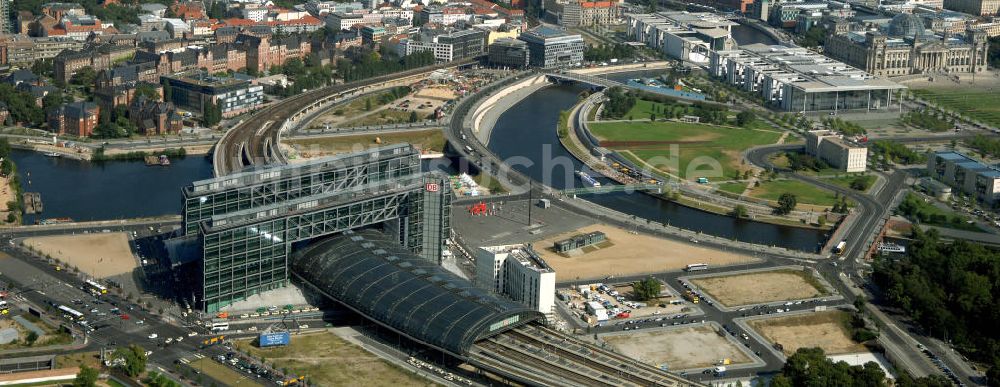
[
  {"left": 821, "top": 174, "right": 876, "bottom": 193},
  {"left": 717, "top": 181, "right": 748, "bottom": 195},
  {"left": 911, "top": 88, "right": 1000, "bottom": 128},
  {"left": 589, "top": 120, "right": 782, "bottom": 180},
  {"left": 748, "top": 179, "right": 841, "bottom": 207}
]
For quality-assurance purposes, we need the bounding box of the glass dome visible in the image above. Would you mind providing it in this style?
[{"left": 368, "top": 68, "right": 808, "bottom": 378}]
[{"left": 888, "top": 13, "right": 926, "bottom": 37}]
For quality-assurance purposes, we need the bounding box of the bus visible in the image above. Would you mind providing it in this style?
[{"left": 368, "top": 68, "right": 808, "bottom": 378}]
[
  {"left": 685, "top": 263, "right": 709, "bottom": 272},
  {"left": 833, "top": 240, "right": 848, "bottom": 255},
  {"left": 85, "top": 280, "right": 108, "bottom": 295},
  {"left": 210, "top": 322, "right": 230, "bottom": 332},
  {"left": 58, "top": 305, "right": 85, "bottom": 320}
]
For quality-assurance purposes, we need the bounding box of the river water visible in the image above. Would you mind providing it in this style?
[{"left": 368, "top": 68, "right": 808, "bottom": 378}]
[
  {"left": 10, "top": 149, "right": 213, "bottom": 224},
  {"left": 731, "top": 23, "right": 779, "bottom": 46},
  {"left": 485, "top": 84, "right": 826, "bottom": 251}
]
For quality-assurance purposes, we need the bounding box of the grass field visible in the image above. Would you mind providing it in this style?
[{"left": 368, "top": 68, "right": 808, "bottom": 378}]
[
  {"left": 288, "top": 129, "right": 445, "bottom": 156},
  {"left": 912, "top": 88, "right": 1000, "bottom": 128},
  {"left": 821, "top": 174, "right": 876, "bottom": 193},
  {"left": 590, "top": 121, "right": 782, "bottom": 180},
  {"left": 234, "top": 332, "right": 435, "bottom": 387},
  {"left": 717, "top": 182, "right": 747, "bottom": 195},
  {"left": 748, "top": 179, "right": 840, "bottom": 207},
  {"left": 341, "top": 109, "right": 418, "bottom": 127}
]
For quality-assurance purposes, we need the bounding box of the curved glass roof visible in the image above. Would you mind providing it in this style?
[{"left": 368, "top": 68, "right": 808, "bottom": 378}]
[{"left": 290, "top": 229, "right": 544, "bottom": 355}]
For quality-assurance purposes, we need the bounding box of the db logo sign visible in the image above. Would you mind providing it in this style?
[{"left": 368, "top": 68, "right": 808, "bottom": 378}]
[{"left": 425, "top": 183, "right": 439, "bottom": 192}]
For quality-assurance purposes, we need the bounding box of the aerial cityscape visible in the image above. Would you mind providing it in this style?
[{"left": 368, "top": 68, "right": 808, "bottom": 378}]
[{"left": 0, "top": 0, "right": 998, "bottom": 385}]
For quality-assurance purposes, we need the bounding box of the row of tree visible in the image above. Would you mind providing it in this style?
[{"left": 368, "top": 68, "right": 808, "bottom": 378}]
[
  {"left": 583, "top": 44, "right": 637, "bottom": 62},
  {"left": 336, "top": 48, "right": 436, "bottom": 83},
  {"left": 822, "top": 116, "right": 866, "bottom": 136},
  {"left": 602, "top": 87, "right": 637, "bottom": 119},
  {"left": 786, "top": 151, "right": 831, "bottom": 172},
  {"left": 872, "top": 227, "right": 1000, "bottom": 367},
  {"left": 772, "top": 347, "right": 956, "bottom": 387},
  {"left": 965, "top": 134, "right": 1000, "bottom": 159},
  {"left": 901, "top": 109, "right": 954, "bottom": 132},
  {"left": 870, "top": 140, "right": 926, "bottom": 165}
]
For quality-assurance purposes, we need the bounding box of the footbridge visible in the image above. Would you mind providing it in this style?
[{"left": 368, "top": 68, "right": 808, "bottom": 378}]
[
  {"left": 291, "top": 230, "right": 700, "bottom": 387},
  {"left": 543, "top": 71, "right": 625, "bottom": 89},
  {"left": 562, "top": 183, "right": 664, "bottom": 195}
]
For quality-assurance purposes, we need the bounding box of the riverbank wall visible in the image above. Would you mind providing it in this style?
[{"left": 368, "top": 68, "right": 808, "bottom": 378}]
[{"left": 471, "top": 74, "right": 551, "bottom": 145}]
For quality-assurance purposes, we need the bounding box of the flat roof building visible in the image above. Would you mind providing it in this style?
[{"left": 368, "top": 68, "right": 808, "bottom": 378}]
[
  {"left": 161, "top": 72, "right": 264, "bottom": 118},
  {"left": 488, "top": 37, "right": 529, "bottom": 68},
  {"left": 475, "top": 244, "right": 556, "bottom": 318},
  {"left": 928, "top": 151, "right": 1000, "bottom": 204},
  {"left": 517, "top": 26, "right": 584, "bottom": 68},
  {"left": 627, "top": 12, "right": 738, "bottom": 63},
  {"left": 806, "top": 130, "right": 868, "bottom": 173},
  {"left": 709, "top": 44, "right": 906, "bottom": 112}
]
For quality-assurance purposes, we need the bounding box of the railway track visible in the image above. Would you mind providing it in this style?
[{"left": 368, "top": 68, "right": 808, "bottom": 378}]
[
  {"left": 475, "top": 338, "right": 624, "bottom": 387},
  {"left": 504, "top": 326, "right": 687, "bottom": 387},
  {"left": 215, "top": 60, "right": 476, "bottom": 176}
]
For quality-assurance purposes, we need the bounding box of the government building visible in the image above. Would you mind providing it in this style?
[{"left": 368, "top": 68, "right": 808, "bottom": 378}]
[{"left": 823, "top": 14, "right": 990, "bottom": 77}]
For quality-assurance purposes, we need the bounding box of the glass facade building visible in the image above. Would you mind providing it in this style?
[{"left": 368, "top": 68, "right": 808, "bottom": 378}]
[{"left": 183, "top": 144, "right": 451, "bottom": 311}]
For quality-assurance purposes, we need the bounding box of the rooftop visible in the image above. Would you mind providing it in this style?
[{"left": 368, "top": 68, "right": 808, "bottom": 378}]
[
  {"left": 482, "top": 245, "right": 554, "bottom": 273},
  {"left": 716, "top": 44, "right": 905, "bottom": 92}
]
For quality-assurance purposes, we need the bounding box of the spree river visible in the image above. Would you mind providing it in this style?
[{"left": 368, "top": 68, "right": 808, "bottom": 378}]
[
  {"left": 485, "top": 84, "right": 826, "bottom": 251},
  {"left": 10, "top": 150, "right": 213, "bottom": 224}
]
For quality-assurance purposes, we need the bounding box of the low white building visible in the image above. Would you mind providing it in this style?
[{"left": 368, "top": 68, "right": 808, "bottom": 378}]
[
  {"left": 806, "top": 130, "right": 868, "bottom": 172},
  {"left": 475, "top": 244, "right": 556, "bottom": 318}
]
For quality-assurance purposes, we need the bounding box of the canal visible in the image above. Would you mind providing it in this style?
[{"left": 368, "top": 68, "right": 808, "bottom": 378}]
[
  {"left": 485, "top": 84, "right": 826, "bottom": 251},
  {"left": 10, "top": 149, "right": 213, "bottom": 224},
  {"left": 731, "top": 23, "right": 780, "bottom": 46}
]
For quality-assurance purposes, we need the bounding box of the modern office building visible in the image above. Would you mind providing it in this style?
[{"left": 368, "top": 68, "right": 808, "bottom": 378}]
[
  {"left": 517, "top": 26, "right": 584, "bottom": 68},
  {"left": 161, "top": 72, "right": 264, "bottom": 118},
  {"left": 475, "top": 244, "right": 556, "bottom": 318},
  {"left": 626, "top": 12, "right": 737, "bottom": 63},
  {"left": 0, "top": 0, "right": 11, "bottom": 34},
  {"left": 927, "top": 151, "right": 1000, "bottom": 204},
  {"left": 488, "top": 38, "right": 530, "bottom": 68},
  {"left": 805, "top": 130, "right": 868, "bottom": 173},
  {"left": 709, "top": 44, "right": 906, "bottom": 112},
  {"left": 182, "top": 144, "right": 452, "bottom": 311},
  {"left": 397, "top": 28, "right": 485, "bottom": 63}
]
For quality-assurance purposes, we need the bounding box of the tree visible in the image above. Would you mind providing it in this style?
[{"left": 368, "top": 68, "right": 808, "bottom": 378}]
[
  {"left": 736, "top": 111, "right": 756, "bottom": 127},
  {"left": 408, "top": 111, "right": 418, "bottom": 123},
  {"left": 42, "top": 90, "right": 65, "bottom": 114},
  {"left": 161, "top": 80, "right": 173, "bottom": 102},
  {"left": 987, "top": 361, "right": 1000, "bottom": 387},
  {"left": 136, "top": 83, "right": 161, "bottom": 102},
  {"left": 364, "top": 98, "right": 372, "bottom": 111},
  {"left": 730, "top": 204, "right": 748, "bottom": 218},
  {"left": 70, "top": 66, "right": 97, "bottom": 90},
  {"left": 208, "top": 0, "right": 227, "bottom": 19},
  {"left": 114, "top": 344, "right": 148, "bottom": 377},
  {"left": 632, "top": 277, "right": 661, "bottom": 301},
  {"left": 854, "top": 296, "right": 867, "bottom": 310},
  {"left": 73, "top": 366, "right": 99, "bottom": 387},
  {"left": 850, "top": 175, "right": 871, "bottom": 191},
  {"left": 776, "top": 193, "right": 797, "bottom": 215},
  {"left": 203, "top": 100, "right": 222, "bottom": 127},
  {"left": 25, "top": 331, "right": 38, "bottom": 346}
]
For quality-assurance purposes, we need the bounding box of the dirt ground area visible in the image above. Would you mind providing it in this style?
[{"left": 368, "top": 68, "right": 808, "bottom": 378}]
[
  {"left": 690, "top": 269, "right": 828, "bottom": 307},
  {"left": 749, "top": 310, "right": 866, "bottom": 356},
  {"left": 23, "top": 233, "right": 136, "bottom": 279},
  {"left": 533, "top": 225, "right": 758, "bottom": 281},
  {"left": 0, "top": 175, "right": 14, "bottom": 224},
  {"left": 286, "top": 129, "right": 445, "bottom": 160},
  {"left": 603, "top": 325, "right": 751, "bottom": 371},
  {"left": 235, "top": 332, "right": 436, "bottom": 387}
]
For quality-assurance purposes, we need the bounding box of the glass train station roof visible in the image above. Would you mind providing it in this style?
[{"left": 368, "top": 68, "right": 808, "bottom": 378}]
[{"left": 290, "top": 230, "right": 544, "bottom": 355}]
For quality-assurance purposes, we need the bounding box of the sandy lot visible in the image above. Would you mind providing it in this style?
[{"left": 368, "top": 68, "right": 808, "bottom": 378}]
[
  {"left": 690, "top": 269, "right": 828, "bottom": 307},
  {"left": 533, "top": 225, "right": 757, "bottom": 281},
  {"left": 0, "top": 175, "right": 14, "bottom": 224},
  {"left": 749, "top": 311, "right": 866, "bottom": 356},
  {"left": 603, "top": 325, "right": 751, "bottom": 371},
  {"left": 414, "top": 86, "right": 457, "bottom": 100},
  {"left": 23, "top": 233, "right": 136, "bottom": 279}
]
